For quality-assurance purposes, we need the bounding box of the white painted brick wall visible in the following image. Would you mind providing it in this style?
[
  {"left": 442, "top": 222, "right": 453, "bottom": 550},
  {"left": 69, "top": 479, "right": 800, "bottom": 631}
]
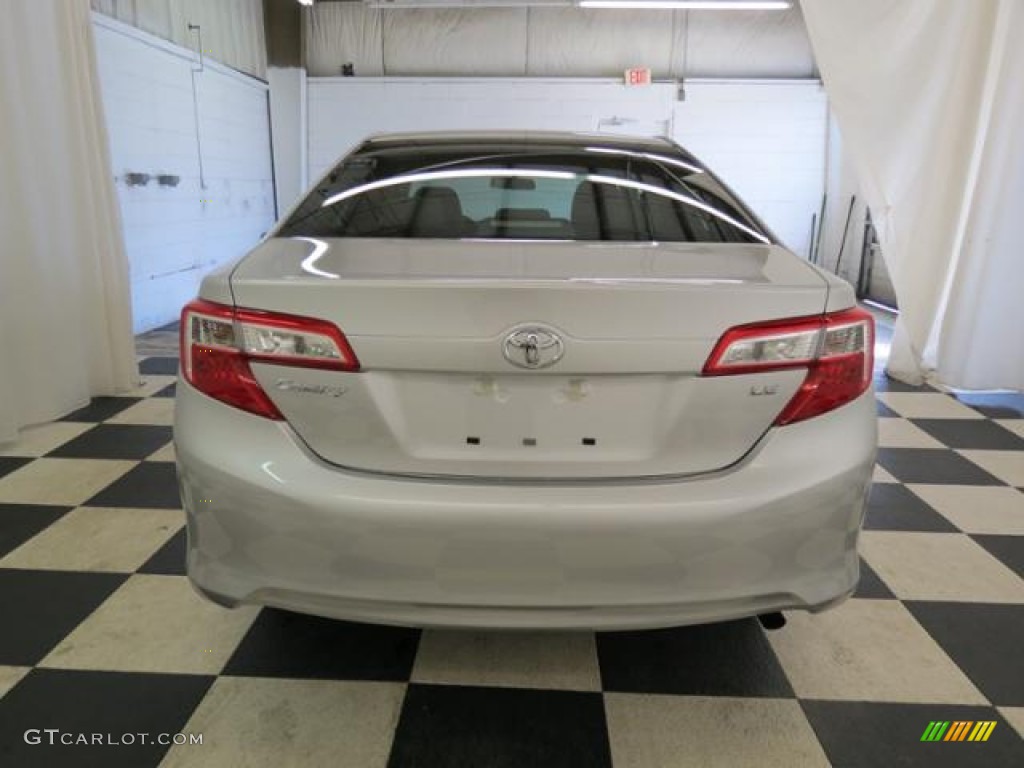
[
  {"left": 673, "top": 81, "right": 827, "bottom": 257},
  {"left": 93, "top": 15, "right": 275, "bottom": 333},
  {"left": 306, "top": 78, "right": 677, "bottom": 181}
]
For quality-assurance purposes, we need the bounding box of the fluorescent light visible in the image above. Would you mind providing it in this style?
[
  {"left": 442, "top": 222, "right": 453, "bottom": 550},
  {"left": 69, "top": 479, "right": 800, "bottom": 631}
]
[
  {"left": 580, "top": 1, "right": 790, "bottom": 9},
  {"left": 297, "top": 0, "right": 314, "bottom": 6},
  {"left": 366, "top": 1, "right": 568, "bottom": 8}
]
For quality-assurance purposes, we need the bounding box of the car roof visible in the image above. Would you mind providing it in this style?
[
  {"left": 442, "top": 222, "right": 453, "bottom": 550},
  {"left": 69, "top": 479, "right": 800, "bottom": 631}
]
[{"left": 360, "top": 130, "right": 684, "bottom": 155}]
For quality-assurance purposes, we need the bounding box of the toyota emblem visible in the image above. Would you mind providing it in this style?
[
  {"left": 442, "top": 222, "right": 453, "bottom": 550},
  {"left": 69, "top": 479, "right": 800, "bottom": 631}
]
[{"left": 502, "top": 326, "right": 565, "bottom": 370}]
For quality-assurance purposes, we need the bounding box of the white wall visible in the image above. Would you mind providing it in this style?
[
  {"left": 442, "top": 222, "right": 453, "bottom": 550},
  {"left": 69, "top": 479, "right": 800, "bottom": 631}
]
[
  {"left": 303, "top": 76, "right": 825, "bottom": 257},
  {"left": 672, "top": 80, "right": 827, "bottom": 255},
  {"left": 93, "top": 14, "right": 276, "bottom": 332},
  {"left": 307, "top": 77, "right": 677, "bottom": 180},
  {"left": 268, "top": 67, "right": 307, "bottom": 214}
]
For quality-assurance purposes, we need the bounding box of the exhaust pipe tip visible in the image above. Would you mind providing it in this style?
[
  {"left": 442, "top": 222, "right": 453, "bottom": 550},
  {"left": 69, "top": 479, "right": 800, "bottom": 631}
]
[{"left": 758, "top": 612, "right": 787, "bottom": 631}]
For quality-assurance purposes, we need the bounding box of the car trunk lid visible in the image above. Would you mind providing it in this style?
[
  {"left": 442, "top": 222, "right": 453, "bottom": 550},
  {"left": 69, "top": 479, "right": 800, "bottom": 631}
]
[{"left": 228, "top": 237, "right": 828, "bottom": 479}]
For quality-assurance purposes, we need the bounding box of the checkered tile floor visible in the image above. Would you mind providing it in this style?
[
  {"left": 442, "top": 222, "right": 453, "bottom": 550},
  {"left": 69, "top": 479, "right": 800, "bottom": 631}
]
[{"left": 0, "top": 342, "right": 1022, "bottom": 766}]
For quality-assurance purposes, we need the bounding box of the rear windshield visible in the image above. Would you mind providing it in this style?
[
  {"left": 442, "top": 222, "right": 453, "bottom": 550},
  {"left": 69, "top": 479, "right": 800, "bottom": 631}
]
[{"left": 277, "top": 144, "right": 770, "bottom": 244}]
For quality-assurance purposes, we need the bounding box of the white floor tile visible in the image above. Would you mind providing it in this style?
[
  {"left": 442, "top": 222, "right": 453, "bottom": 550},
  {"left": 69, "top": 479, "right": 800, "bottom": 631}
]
[
  {"left": 412, "top": 631, "right": 600, "bottom": 691},
  {"left": 860, "top": 531, "right": 1024, "bottom": 603},
  {"left": 146, "top": 442, "right": 176, "bottom": 462},
  {"left": 873, "top": 465, "right": 899, "bottom": 483},
  {"left": 0, "top": 666, "right": 30, "bottom": 698},
  {"left": 768, "top": 599, "right": 987, "bottom": 704},
  {"left": 998, "top": 706, "right": 1024, "bottom": 739},
  {"left": 0, "top": 507, "right": 183, "bottom": 572},
  {"left": 105, "top": 398, "right": 175, "bottom": 426},
  {"left": 40, "top": 574, "right": 259, "bottom": 675},
  {"left": 908, "top": 484, "right": 1024, "bottom": 535},
  {"left": 958, "top": 450, "right": 1024, "bottom": 487},
  {"left": 0, "top": 422, "right": 91, "bottom": 457},
  {"left": 605, "top": 694, "right": 829, "bottom": 768},
  {"left": 0, "top": 458, "right": 135, "bottom": 506},
  {"left": 877, "top": 419, "right": 946, "bottom": 449},
  {"left": 161, "top": 677, "right": 405, "bottom": 768},
  {"left": 995, "top": 420, "right": 1024, "bottom": 440},
  {"left": 876, "top": 393, "right": 985, "bottom": 420}
]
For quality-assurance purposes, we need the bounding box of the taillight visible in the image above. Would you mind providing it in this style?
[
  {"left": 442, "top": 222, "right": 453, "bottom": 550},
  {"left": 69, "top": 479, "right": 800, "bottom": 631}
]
[
  {"left": 180, "top": 299, "right": 359, "bottom": 419},
  {"left": 703, "top": 308, "right": 874, "bottom": 425}
]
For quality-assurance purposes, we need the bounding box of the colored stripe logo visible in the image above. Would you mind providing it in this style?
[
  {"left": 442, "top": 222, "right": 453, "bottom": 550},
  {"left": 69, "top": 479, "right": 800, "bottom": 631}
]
[{"left": 921, "top": 721, "right": 997, "bottom": 742}]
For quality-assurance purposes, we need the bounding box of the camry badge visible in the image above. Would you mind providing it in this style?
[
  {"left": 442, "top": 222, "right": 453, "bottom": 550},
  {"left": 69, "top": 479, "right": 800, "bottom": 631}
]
[
  {"left": 503, "top": 326, "right": 565, "bottom": 370},
  {"left": 275, "top": 380, "right": 347, "bottom": 397}
]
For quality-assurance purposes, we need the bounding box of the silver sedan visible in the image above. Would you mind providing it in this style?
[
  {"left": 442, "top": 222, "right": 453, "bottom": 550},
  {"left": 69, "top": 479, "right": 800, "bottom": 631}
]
[{"left": 174, "top": 131, "right": 876, "bottom": 630}]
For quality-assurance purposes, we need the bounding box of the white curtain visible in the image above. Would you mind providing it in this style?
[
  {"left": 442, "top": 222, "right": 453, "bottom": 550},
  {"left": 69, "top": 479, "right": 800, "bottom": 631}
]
[
  {"left": 0, "top": 0, "right": 138, "bottom": 445},
  {"left": 802, "top": 0, "right": 1024, "bottom": 390}
]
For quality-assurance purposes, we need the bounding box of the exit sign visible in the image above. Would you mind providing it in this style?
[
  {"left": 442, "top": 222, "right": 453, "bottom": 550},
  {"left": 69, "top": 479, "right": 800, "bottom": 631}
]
[{"left": 625, "top": 68, "right": 652, "bottom": 86}]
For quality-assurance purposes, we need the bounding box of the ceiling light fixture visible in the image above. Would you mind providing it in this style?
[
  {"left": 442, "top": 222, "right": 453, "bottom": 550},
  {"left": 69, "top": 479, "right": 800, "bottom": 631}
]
[
  {"left": 579, "top": 1, "right": 790, "bottom": 9},
  {"left": 364, "top": 1, "right": 789, "bottom": 7}
]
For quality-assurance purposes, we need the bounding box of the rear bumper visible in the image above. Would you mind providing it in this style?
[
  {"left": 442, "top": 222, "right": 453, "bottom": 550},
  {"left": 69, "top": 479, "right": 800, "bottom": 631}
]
[{"left": 174, "top": 383, "right": 876, "bottom": 630}]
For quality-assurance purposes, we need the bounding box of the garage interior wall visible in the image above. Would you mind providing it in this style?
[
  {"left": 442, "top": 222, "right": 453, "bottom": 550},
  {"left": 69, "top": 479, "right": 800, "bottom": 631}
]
[
  {"left": 305, "top": 78, "right": 679, "bottom": 177},
  {"left": 0, "top": 0, "right": 137, "bottom": 444},
  {"left": 673, "top": 80, "right": 826, "bottom": 257},
  {"left": 93, "top": 13, "right": 276, "bottom": 333},
  {"left": 89, "top": 0, "right": 267, "bottom": 78}
]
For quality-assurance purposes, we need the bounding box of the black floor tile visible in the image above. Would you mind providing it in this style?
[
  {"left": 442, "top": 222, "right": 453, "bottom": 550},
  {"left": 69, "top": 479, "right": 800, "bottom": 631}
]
[
  {"left": 911, "top": 418, "right": 1024, "bottom": 450},
  {"left": 876, "top": 448, "right": 1006, "bottom": 485},
  {"left": 0, "top": 504, "right": 70, "bottom": 558},
  {"left": 137, "top": 528, "right": 187, "bottom": 575},
  {"left": 952, "top": 392, "right": 1024, "bottom": 419},
  {"left": 596, "top": 618, "right": 794, "bottom": 697},
  {"left": 801, "top": 700, "right": 1023, "bottom": 768},
  {"left": 863, "top": 483, "right": 959, "bottom": 532},
  {"left": 877, "top": 400, "right": 900, "bottom": 417},
  {"left": 388, "top": 684, "right": 611, "bottom": 768},
  {"left": 0, "top": 456, "right": 32, "bottom": 478},
  {"left": 59, "top": 397, "right": 142, "bottom": 423},
  {"left": 138, "top": 357, "right": 178, "bottom": 375},
  {"left": 0, "top": 569, "right": 126, "bottom": 665},
  {"left": 153, "top": 382, "right": 176, "bottom": 398},
  {"left": 855, "top": 557, "right": 896, "bottom": 599},
  {"left": 906, "top": 602, "right": 1024, "bottom": 706},
  {"left": 0, "top": 668, "right": 213, "bottom": 768},
  {"left": 223, "top": 609, "right": 420, "bottom": 681},
  {"left": 46, "top": 424, "right": 173, "bottom": 461},
  {"left": 85, "top": 462, "right": 181, "bottom": 509},
  {"left": 970, "top": 534, "right": 1024, "bottom": 579}
]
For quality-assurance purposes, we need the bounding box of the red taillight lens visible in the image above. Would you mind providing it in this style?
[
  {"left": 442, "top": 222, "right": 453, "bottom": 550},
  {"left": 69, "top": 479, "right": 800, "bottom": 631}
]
[
  {"left": 180, "top": 299, "right": 359, "bottom": 419},
  {"left": 703, "top": 308, "right": 874, "bottom": 425}
]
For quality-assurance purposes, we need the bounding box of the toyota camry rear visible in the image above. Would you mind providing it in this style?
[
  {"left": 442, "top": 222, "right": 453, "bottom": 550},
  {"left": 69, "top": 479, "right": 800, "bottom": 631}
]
[{"left": 174, "top": 131, "right": 876, "bottom": 630}]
